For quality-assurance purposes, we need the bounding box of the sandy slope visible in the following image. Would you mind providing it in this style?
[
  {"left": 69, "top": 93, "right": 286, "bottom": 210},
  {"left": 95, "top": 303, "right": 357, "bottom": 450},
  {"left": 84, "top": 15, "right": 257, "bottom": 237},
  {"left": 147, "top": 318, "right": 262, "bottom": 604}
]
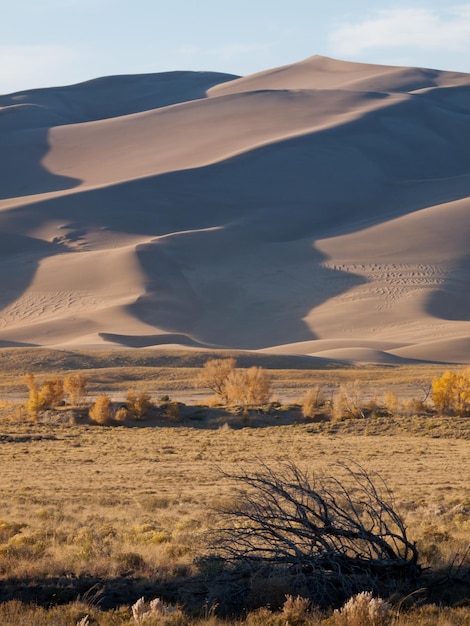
[{"left": 0, "top": 56, "right": 469, "bottom": 363}]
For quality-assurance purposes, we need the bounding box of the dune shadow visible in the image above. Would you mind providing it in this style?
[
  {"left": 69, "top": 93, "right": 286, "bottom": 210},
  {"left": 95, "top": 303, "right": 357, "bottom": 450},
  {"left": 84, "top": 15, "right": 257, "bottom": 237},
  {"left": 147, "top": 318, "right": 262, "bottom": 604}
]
[
  {"left": 0, "top": 339, "right": 38, "bottom": 347},
  {"left": 426, "top": 254, "right": 470, "bottom": 321},
  {"left": 99, "top": 332, "right": 215, "bottom": 349},
  {"left": 0, "top": 126, "right": 81, "bottom": 200},
  {"left": 118, "top": 228, "right": 367, "bottom": 349},
  {"left": 0, "top": 70, "right": 239, "bottom": 202},
  {"left": 0, "top": 233, "right": 61, "bottom": 327},
  {"left": 0, "top": 71, "right": 239, "bottom": 122}
]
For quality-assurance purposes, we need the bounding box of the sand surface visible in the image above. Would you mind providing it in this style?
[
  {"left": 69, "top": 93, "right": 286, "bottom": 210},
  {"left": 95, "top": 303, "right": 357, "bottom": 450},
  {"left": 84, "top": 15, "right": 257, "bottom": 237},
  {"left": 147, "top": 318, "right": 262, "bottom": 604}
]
[{"left": 0, "top": 56, "right": 469, "bottom": 363}]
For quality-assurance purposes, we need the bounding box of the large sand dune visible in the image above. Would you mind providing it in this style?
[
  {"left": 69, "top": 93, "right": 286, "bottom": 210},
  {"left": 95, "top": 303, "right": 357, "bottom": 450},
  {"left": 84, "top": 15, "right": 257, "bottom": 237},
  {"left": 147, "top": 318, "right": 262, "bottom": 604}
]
[{"left": 0, "top": 56, "right": 469, "bottom": 363}]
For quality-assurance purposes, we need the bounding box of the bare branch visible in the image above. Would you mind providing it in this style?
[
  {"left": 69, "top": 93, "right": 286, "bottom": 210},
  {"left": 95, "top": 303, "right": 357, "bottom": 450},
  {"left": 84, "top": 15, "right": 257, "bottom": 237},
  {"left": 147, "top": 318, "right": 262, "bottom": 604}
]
[{"left": 210, "top": 462, "right": 420, "bottom": 605}]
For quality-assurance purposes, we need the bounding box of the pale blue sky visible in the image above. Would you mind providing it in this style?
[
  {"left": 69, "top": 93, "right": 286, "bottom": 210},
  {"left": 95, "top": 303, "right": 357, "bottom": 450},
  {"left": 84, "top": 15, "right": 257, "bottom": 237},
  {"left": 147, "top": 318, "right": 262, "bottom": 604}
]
[{"left": 2, "top": 0, "right": 470, "bottom": 94}]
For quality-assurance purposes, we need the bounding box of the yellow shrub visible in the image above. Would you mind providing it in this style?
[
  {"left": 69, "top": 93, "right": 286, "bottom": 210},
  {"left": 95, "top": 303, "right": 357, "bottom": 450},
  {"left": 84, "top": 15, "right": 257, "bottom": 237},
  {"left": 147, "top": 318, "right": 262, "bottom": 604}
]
[
  {"left": 333, "top": 381, "right": 366, "bottom": 420},
  {"left": 196, "top": 358, "right": 236, "bottom": 404},
  {"left": 432, "top": 368, "right": 470, "bottom": 415},
  {"left": 383, "top": 391, "right": 399, "bottom": 415},
  {"left": 224, "top": 366, "right": 272, "bottom": 407},
  {"left": 64, "top": 374, "right": 89, "bottom": 406},
  {"left": 37, "top": 379, "right": 64, "bottom": 408},
  {"left": 301, "top": 387, "right": 324, "bottom": 418},
  {"left": 23, "top": 373, "right": 64, "bottom": 418},
  {"left": 89, "top": 395, "right": 113, "bottom": 424},
  {"left": 126, "top": 389, "right": 153, "bottom": 419}
]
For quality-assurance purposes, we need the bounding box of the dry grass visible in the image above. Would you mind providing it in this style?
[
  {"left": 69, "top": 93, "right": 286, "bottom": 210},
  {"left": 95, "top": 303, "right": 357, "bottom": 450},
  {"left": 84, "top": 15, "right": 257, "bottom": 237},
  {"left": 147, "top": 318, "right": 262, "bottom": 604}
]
[
  {"left": 0, "top": 420, "right": 468, "bottom": 572},
  {"left": 0, "top": 348, "right": 469, "bottom": 623},
  {"left": 0, "top": 347, "right": 449, "bottom": 403}
]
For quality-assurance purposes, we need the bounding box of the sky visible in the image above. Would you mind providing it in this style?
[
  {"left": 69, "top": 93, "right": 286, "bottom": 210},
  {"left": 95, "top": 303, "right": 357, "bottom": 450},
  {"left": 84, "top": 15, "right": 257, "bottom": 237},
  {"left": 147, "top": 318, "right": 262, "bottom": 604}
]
[{"left": 2, "top": 0, "right": 470, "bottom": 94}]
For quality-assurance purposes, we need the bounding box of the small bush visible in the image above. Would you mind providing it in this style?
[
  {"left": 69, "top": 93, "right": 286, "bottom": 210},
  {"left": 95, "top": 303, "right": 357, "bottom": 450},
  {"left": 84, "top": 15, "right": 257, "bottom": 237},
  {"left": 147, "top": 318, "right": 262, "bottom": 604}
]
[
  {"left": 24, "top": 373, "right": 64, "bottom": 418},
  {"left": 115, "top": 551, "right": 146, "bottom": 573},
  {"left": 401, "top": 397, "right": 429, "bottom": 417},
  {"left": 38, "top": 379, "right": 65, "bottom": 408},
  {"left": 333, "top": 382, "right": 366, "bottom": 420},
  {"left": 224, "top": 366, "right": 272, "bottom": 407},
  {"left": 89, "top": 395, "right": 113, "bottom": 424},
  {"left": 115, "top": 406, "right": 130, "bottom": 422},
  {"left": 196, "top": 358, "right": 236, "bottom": 403},
  {"left": 165, "top": 401, "right": 182, "bottom": 421},
  {"left": 64, "top": 373, "right": 89, "bottom": 405},
  {"left": 282, "top": 595, "right": 313, "bottom": 625},
  {"left": 0, "top": 520, "right": 27, "bottom": 543},
  {"left": 126, "top": 389, "right": 154, "bottom": 419},
  {"left": 301, "top": 387, "right": 325, "bottom": 419},
  {"left": 383, "top": 391, "right": 399, "bottom": 416},
  {"left": 332, "top": 591, "right": 391, "bottom": 626},
  {"left": 131, "top": 597, "right": 179, "bottom": 624}
]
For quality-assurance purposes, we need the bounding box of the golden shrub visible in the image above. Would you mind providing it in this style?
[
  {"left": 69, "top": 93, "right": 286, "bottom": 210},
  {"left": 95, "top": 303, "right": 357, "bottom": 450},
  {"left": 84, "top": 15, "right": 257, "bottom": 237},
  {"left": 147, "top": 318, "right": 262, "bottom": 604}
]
[
  {"left": 224, "top": 366, "right": 272, "bottom": 406},
  {"left": 383, "top": 391, "right": 399, "bottom": 415},
  {"left": 64, "top": 374, "right": 89, "bottom": 406},
  {"left": 432, "top": 368, "right": 470, "bottom": 416},
  {"left": 196, "top": 358, "right": 236, "bottom": 403},
  {"left": 301, "top": 386, "right": 324, "bottom": 418},
  {"left": 332, "top": 381, "right": 366, "bottom": 420},
  {"left": 126, "top": 389, "right": 154, "bottom": 419},
  {"left": 23, "top": 373, "right": 64, "bottom": 418},
  {"left": 89, "top": 395, "right": 113, "bottom": 424}
]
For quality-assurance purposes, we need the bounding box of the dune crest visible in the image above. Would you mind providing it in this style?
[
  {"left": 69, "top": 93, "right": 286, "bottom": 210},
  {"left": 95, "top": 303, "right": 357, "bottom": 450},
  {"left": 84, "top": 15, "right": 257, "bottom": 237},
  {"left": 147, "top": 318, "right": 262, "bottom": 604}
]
[{"left": 0, "top": 57, "right": 469, "bottom": 362}]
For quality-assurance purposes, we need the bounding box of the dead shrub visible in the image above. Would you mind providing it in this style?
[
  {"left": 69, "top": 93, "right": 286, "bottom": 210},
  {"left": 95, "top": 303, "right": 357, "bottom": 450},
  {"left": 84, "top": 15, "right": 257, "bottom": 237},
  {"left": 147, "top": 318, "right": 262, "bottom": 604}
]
[{"left": 211, "top": 462, "right": 420, "bottom": 609}]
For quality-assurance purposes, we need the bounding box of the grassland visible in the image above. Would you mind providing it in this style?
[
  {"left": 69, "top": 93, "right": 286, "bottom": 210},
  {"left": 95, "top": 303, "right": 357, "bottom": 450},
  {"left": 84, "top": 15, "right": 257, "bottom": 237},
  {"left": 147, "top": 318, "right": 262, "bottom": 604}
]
[
  {"left": 0, "top": 347, "right": 451, "bottom": 402},
  {"left": 0, "top": 348, "right": 469, "bottom": 624}
]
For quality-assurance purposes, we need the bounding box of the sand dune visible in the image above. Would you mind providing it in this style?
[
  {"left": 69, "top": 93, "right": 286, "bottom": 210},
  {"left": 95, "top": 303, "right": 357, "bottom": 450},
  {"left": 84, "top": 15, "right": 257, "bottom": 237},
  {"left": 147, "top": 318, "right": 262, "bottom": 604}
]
[{"left": 0, "top": 56, "right": 469, "bottom": 362}]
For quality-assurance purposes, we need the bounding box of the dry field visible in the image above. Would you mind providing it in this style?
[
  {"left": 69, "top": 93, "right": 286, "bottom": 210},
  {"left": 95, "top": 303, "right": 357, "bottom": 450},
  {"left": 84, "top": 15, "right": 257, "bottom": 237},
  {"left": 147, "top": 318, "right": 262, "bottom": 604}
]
[
  {"left": 0, "top": 347, "right": 451, "bottom": 402},
  {"left": 0, "top": 349, "right": 469, "bottom": 624}
]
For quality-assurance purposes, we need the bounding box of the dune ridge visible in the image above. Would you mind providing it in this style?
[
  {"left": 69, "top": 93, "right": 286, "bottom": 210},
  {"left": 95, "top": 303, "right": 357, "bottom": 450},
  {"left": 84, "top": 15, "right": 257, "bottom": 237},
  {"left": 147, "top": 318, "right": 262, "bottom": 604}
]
[{"left": 0, "top": 55, "right": 469, "bottom": 363}]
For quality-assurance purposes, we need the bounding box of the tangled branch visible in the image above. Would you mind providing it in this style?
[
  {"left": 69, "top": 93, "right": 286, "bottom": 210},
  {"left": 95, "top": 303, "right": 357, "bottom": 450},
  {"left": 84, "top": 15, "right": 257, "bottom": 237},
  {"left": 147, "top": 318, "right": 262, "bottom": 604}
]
[{"left": 211, "top": 462, "right": 420, "bottom": 605}]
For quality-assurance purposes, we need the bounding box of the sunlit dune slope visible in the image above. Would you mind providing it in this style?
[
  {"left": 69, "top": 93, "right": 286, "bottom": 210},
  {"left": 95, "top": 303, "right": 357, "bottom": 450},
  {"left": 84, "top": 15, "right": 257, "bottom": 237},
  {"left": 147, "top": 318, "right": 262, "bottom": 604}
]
[{"left": 0, "top": 56, "right": 469, "bottom": 362}]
